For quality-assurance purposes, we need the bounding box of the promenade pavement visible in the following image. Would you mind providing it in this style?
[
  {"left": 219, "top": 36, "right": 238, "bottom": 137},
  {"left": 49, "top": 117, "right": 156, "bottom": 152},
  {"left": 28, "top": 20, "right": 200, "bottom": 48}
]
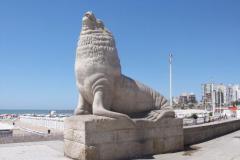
[
  {"left": 149, "top": 129, "right": 240, "bottom": 160},
  {"left": 0, "top": 141, "right": 70, "bottom": 160},
  {"left": 0, "top": 129, "right": 240, "bottom": 160}
]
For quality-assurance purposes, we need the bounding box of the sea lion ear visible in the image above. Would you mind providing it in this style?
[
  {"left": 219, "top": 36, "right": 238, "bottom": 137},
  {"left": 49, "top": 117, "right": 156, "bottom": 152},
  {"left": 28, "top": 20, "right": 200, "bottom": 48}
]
[{"left": 97, "top": 19, "right": 105, "bottom": 30}]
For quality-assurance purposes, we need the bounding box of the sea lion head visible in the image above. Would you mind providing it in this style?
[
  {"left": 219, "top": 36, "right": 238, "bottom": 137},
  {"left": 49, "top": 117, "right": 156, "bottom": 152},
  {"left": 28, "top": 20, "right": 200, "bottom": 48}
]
[
  {"left": 82, "top": 11, "right": 105, "bottom": 31},
  {"left": 82, "top": 11, "right": 97, "bottom": 30},
  {"left": 77, "top": 11, "right": 121, "bottom": 77}
]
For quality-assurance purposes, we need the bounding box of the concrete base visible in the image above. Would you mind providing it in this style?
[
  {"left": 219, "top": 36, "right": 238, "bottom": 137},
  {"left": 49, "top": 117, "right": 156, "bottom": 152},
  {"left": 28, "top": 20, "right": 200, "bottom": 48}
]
[{"left": 64, "top": 115, "right": 183, "bottom": 160}]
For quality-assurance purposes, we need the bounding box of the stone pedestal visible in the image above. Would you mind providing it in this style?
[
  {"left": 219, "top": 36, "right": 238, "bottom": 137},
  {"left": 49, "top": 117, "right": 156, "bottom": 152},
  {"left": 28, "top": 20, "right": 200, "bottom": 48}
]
[{"left": 64, "top": 115, "right": 183, "bottom": 160}]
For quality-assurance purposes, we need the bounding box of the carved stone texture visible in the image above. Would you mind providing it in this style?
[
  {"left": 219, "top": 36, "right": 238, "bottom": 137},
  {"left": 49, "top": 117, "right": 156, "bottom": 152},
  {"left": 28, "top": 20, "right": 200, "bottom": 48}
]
[
  {"left": 64, "top": 115, "right": 183, "bottom": 160},
  {"left": 74, "top": 11, "right": 175, "bottom": 121}
]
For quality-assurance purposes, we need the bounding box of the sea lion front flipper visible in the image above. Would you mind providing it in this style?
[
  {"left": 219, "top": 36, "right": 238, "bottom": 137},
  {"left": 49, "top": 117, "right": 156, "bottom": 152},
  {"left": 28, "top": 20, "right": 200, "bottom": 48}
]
[
  {"left": 92, "top": 89, "right": 134, "bottom": 123},
  {"left": 74, "top": 93, "right": 91, "bottom": 115}
]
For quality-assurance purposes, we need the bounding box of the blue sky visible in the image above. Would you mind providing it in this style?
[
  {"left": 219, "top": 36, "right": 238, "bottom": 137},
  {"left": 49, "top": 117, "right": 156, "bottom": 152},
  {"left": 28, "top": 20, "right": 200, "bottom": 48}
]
[{"left": 0, "top": 0, "right": 239, "bottom": 109}]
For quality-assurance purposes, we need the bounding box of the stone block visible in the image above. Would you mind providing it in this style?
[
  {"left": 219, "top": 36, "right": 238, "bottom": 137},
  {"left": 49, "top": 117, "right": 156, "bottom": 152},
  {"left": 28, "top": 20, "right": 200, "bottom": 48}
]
[
  {"left": 64, "top": 139, "right": 98, "bottom": 160},
  {"left": 64, "top": 115, "right": 183, "bottom": 160}
]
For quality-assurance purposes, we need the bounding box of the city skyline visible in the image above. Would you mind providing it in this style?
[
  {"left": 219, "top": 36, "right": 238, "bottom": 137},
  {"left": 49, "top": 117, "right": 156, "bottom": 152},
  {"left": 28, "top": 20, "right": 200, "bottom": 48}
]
[{"left": 0, "top": 0, "right": 240, "bottom": 109}]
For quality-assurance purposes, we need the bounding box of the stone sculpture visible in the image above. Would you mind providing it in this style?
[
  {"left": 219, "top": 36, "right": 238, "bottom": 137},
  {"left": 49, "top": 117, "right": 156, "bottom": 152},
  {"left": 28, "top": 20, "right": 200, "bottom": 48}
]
[
  {"left": 74, "top": 11, "right": 175, "bottom": 121},
  {"left": 64, "top": 12, "right": 183, "bottom": 160}
]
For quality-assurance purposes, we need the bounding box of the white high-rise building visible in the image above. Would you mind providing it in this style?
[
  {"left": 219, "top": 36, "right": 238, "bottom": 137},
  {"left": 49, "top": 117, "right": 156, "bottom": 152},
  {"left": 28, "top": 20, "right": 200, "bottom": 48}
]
[
  {"left": 202, "top": 83, "right": 240, "bottom": 111},
  {"left": 225, "top": 84, "right": 240, "bottom": 104},
  {"left": 232, "top": 85, "right": 240, "bottom": 102},
  {"left": 226, "top": 86, "right": 233, "bottom": 105}
]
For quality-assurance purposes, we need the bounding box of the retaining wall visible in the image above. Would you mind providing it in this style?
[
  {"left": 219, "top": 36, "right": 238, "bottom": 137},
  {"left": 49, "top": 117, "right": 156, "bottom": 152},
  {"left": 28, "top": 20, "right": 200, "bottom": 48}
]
[
  {"left": 184, "top": 119, "right": 240, "bottom": 146},
  {"left": 0, "top": 134, "right": 63, "bottom": 144}
]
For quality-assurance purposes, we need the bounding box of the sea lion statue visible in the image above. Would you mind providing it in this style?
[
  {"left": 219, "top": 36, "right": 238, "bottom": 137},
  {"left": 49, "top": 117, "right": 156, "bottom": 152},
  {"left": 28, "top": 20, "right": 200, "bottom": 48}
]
[{"left": 74, "top": 11, "right": 175, "bottom": 121}]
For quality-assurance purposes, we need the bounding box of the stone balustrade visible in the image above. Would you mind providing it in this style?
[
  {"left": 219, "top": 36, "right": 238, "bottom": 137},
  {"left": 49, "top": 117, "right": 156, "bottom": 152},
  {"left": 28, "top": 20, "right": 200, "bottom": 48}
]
[{"left": 19, "top": 116, "right": 65, "bottom": 131}]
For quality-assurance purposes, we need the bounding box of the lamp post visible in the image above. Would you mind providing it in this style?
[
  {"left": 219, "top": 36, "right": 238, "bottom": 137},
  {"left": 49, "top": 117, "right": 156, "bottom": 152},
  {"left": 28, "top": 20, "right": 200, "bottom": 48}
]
[
  {"left": 219, "top": 90, "right": 222, "bottom": 117},
  {"left": 211, "top": 83, "right": 215, "bottom": 117},
  {"left": 169, "top": 53, "right": 173, "bottom": 107}
]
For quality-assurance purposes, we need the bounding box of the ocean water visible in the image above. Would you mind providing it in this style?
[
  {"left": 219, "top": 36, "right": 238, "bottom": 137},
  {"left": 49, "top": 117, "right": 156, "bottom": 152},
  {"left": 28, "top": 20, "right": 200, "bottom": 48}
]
[{"left": 0, "top": 109, "right": 74, "bottom": 115}]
